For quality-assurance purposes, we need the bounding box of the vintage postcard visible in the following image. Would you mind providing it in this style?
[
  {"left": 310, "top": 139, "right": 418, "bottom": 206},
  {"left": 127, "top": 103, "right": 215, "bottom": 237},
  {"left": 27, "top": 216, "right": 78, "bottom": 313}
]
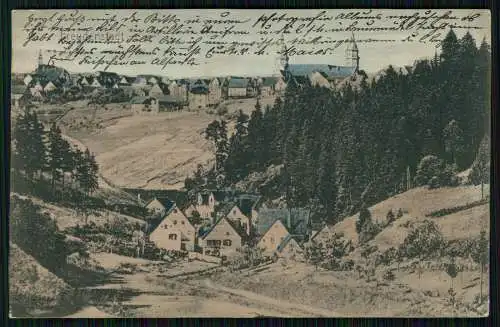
[{"left": 9, "top": 9, "right": 491, "bottom": 318}]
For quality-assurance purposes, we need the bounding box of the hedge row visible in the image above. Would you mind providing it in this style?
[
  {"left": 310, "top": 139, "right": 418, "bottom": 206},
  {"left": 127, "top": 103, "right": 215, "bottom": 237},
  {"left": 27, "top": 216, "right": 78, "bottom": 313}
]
[{"left": 426, "top": 198, "right": 489, "bottom": 218}]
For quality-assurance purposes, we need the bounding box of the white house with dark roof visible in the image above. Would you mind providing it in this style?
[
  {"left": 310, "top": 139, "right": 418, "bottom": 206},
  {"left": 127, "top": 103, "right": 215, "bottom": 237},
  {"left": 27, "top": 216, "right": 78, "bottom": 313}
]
[
  {"left": 227, "top": 78, "right": 250, "bottom": 98},
  {"left": 149, "top": 205, "right": 196, "bottom": 251},
  {"left": 199, "top": 216, "right": 245, "bottom": 257}
]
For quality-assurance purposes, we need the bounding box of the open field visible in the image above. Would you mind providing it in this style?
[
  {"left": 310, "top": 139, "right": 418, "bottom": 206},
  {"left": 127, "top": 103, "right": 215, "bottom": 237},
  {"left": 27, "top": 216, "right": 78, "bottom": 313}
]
[{"left": 50, "top": 96, "right": 277, "bottom": 189}]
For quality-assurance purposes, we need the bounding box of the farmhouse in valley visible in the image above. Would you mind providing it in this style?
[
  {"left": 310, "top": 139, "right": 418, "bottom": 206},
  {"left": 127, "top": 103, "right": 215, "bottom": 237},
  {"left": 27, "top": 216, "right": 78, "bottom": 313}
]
[
  {"left": 256, "top": 208, "right": 311, "bottom": 255},
  {"left": 199, "top": 216, "right": 246, "bottom": 257},
  {"left": 149, "top": 205, "right": 197, "bottom": 251}
]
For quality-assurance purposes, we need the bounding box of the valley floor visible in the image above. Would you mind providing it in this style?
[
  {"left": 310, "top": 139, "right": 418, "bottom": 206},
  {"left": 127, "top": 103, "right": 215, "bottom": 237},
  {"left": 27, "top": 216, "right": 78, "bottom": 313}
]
[{"left": 26, "top": 252, "right": 487, "bottom": 318}]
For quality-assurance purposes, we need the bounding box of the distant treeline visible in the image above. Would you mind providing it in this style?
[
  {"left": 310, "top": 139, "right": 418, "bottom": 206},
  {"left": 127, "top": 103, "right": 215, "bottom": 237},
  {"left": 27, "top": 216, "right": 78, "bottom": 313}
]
[{"left": 192, "top": 29, "right": 491, "bottom": 225}]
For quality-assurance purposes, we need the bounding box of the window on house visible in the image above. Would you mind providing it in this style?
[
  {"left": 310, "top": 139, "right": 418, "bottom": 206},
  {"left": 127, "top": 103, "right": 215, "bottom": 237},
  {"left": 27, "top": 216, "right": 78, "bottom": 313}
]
[
  {"left": 173, "top": 220, "right": 177, "bottom": 225},
  {"left": 233, "top": 210, "right": 237, "bottom": 215},
  {"left": 163, "top": 224, "right": 168, "bottom": 229},
  {"left": 226, "top": 232, "right": 230, "bottom": 236},
  {"left": 223, "top": 240, "right": 232, "bottom": 246},
  {"left": 207, "top": 240, "right": 222, "bottom": 247},
  {"left": 173, "top": 209, "right": 178, "bottom": 213},
  {"left": 168, "top": 234, "right": 177, "bottom": 240},
  {"left": 270, "top": 237, "right": 275, "bottom": 244},
  {"left": 181, "top": 221, "right": 185, "bottom": 225}
]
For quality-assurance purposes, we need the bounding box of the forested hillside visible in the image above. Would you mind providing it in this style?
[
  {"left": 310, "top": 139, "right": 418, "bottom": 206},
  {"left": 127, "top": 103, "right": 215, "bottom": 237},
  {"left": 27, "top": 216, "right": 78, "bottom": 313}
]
[{"left": 191, "top": 30, "right": 491, "bottom": 225}]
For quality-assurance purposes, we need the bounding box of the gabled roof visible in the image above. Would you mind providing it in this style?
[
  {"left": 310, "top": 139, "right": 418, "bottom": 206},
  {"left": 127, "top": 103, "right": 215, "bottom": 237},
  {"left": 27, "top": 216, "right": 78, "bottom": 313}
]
[
  {"left": 234, "top": 194, "right": 261, "bottom": 216},
  {"left": 310, "top": 224, "right": 332, "bottom": 241},
  {"left": 276, "top": 234, "right": 302, "bottom": 253},
  {"left": 200, "top": 216, "right": 246, "bottom": 240},
  {"left": 150, "top": 82, "right": 171, "bottom": 94},
  {"left": 228, "top": 78, "right": 250, "bottom": 88},
  {"left": 145, "top": 196, "right": 175, "bottom": 212}
]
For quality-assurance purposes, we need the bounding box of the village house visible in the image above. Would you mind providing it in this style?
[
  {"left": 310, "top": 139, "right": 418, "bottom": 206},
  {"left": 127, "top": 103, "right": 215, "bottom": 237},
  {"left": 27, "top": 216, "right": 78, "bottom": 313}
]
[
  {"left": 168, "top": 80, "right": 188, "bottom": 102},
  {"left": 145, "top": 196, "right": 175, "bottom": 217},
  {"left": 148, "top": 83, "right": 170, "bottom": 97},
  {"left": 256, "top": 208, "right": 311, "bottom": 256},
  {"left": 23, "top": 74, "right": 33, "bottom": 86},
  {"left": 149, "top": 205, "right": 196, "bottom": 251},
  {"left": 199, "top": 216, "right": 245, "bottom": 258},
  {"left": 260, "top": 77, "right": 277, "bottom": 96},
  {"left": 118, "top": 75, "right": 135, "bottom": 86},
  {"left": 43, "top": 81, "right": 60, "bottom": 93},
  {"left": 188, "top": 80, "right": 209, "bottom": 110},
  {"left": 257, "top": 219, "right": 290, "bottom": 255},
  {"left": 195, "top": 190, "right": 233, "bottom": 221},
  {"left": 227, "top": 78, "right": 250, "bottom": 98},
  {"left": 91, "top": 71, "right": 120, "bottom": 89},
  {"left": 215, "top": 203, "right": 252, "bottom": 237},
  {"left": 131, "top": 95, "right": 185, "bottom": 114}
]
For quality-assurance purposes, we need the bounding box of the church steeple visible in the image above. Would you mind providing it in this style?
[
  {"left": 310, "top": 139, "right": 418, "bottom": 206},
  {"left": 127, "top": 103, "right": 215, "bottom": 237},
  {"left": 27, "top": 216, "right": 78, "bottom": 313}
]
[
  {"left": 345, "top": 33, "right": 360, "bottom": 72},
  {"left": 277, "top": 34, "right": 289, "bottom": 75},
  {"left": 38, "top": 50, "right": 43, "bottom": 68}
]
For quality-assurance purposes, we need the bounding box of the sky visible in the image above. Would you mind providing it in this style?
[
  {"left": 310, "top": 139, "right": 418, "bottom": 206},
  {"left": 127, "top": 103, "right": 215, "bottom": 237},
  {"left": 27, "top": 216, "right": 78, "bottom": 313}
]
[{"left": 11, "top": 9, "right": 491, "bottom": 78}]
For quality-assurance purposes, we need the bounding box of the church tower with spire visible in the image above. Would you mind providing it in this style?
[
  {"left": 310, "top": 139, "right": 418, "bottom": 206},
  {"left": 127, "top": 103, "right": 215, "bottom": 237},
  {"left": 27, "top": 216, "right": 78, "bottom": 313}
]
[
  {"left": 37, "top": 50, "right": 43, "bottom": 68},
  {"left": 345, "top": 33, "right": 360, "bottom": 72},
  {"left": 276, "top": 35, "right": 290, "bottom": 79}
]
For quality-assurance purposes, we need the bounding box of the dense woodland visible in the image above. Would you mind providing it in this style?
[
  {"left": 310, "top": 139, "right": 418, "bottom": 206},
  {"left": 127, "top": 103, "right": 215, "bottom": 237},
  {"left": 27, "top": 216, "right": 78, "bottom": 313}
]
[{"left": 191, "top": 30, "right": 491, "bottom": 225}]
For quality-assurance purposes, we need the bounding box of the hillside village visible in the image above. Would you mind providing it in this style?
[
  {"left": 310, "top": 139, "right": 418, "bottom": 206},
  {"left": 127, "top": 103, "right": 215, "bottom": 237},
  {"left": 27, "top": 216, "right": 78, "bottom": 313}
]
[
  {"left": 11, "top": 35, "right": 367, "bottom": 115},
  {"left": 9, "top": 30, "right": 491, "bottom": 318}
]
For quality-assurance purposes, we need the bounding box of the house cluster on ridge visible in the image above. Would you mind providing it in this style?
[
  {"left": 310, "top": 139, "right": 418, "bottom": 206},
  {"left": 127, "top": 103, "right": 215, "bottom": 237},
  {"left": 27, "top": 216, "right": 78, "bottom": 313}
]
[{"left": 142, "top": 189, "right": 320, "bottom": 261}]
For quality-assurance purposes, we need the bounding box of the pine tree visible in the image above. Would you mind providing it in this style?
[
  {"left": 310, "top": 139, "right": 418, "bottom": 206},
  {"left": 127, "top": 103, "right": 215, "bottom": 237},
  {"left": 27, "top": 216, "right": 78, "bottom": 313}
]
[
  {"left": 471, "top": 230, "right": 488, "bottom": 303},
  {"left": 443, "top": 119, "right": 464, "bottom": 166},
  {"left": 47, "top": 122, "right": 64, "bottom": 195}
]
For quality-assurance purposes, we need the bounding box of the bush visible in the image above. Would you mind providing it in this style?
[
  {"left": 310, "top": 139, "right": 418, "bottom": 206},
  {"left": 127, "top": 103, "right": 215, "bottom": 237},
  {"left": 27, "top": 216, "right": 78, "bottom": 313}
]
[
  {"left": 399, "top": 220, "right": 445, "bottom": 260},
  {"left": 10, "top": 195, "right": 69, "bottom": 270},
  {"left": 386, "top": 210, "right": 395, "bottom": 224},
  {"left": 383, "top": 269, "right": 396, "bottom": 281},
  {"left": 359, "top": 220, "right": 382, "bottom": 243},
  {"left": 377, "top": 247, "right": 397, "bottom": 266}
]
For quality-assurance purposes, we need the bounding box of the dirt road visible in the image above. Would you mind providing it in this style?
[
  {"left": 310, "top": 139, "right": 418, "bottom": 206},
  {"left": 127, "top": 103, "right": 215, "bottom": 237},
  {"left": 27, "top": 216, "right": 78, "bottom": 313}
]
[
  {"left": 65, "top": 253, "right": 334, "bottom": 318},
  {"left": 201, "top": 279, "right": 339, "bottom": 317}
]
